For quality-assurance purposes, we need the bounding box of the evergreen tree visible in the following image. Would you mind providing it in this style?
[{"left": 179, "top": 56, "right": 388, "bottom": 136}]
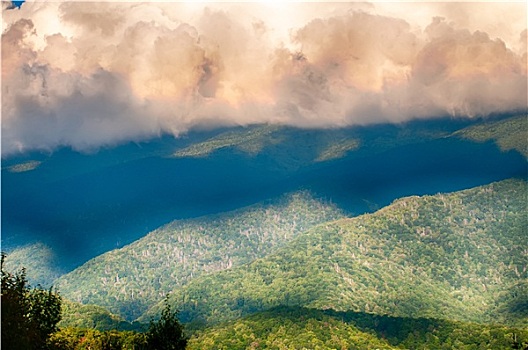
[
  {"left": 146, "top": 297, "right": 187, "bottom": 350},
  {"left": 1, "top": 253, "right": 62, "bottom": 350}
]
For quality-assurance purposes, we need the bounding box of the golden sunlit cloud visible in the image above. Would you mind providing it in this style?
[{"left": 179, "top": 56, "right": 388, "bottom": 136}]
[{"left": 2, "top": 1, "right": 526, "bottom": 155}]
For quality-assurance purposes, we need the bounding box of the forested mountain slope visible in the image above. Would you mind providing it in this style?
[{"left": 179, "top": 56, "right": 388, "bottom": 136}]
[
  {"left": 4, "top": 115, "right": 525, "bottom": 274},
  {"left": 187, "top": 306, "right": 528, "bottom": 350},
  {"left": 58, "top": 300, "right": 145, "bottom": 332},
  {"left": 454, "top": 115, "right": 527, "bottom": 158},
  {"left": 2, "top": 242, "right": 63, "bottom": 287},
  {"left": 144, "top": 179, "right": 527, "bottom": 327},
  {"left": 55, "top": 192, "right": 344, "bottom": 320}
]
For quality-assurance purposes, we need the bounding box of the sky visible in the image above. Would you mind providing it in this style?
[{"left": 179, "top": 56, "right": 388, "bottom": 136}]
[{"left": 2, "top": 1, "right": 527, "bottom": 157}]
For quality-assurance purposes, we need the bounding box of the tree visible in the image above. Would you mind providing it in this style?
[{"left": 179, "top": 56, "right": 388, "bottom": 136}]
[
  {"left": 146, "top": 297, "right": 188, "bottom": 350},
  {"left": 1, "top": 253, "right": 62, "bottom": 350}
]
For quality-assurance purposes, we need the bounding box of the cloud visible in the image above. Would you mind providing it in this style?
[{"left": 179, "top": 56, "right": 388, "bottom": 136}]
[
  {"left": 405, "top": 18, "right": 527, "bottom": 118},
  {"left": 2, "top": 2, "right": 526, "bottom": 156}
]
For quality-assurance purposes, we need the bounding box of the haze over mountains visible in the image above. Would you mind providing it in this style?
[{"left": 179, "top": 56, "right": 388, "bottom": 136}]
[
  {"left": 2, "top": 114, "right": 527, "bottom": 348},
  {"left": 55, "top": 191, "right": 346, "bottom": 319},
  {"left": 52, "top": 177, "right": 527, "bottom": 327},
  {"left": 2, "top": 2, "right": 528, "bottom": 348},
  {"left": 2, "top": 113, "right": 526, "bottom": 316},
  {"left": 3, "top": 115, "right": 526, "bottom": 272}
]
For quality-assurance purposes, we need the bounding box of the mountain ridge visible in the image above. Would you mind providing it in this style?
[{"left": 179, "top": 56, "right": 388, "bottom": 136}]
[
  {"left": 141, "top": 178, "right": 527, "bottom": 327},
  {"left": 4, "top": 177, "right": 526, "bottom": 348},
  {"left": 186, "top": 306, "right": 528, "bottom": 349},
  {"left": 55, "top": 191, "right": 345, "bottom": 320},
  {"left": 3, "top": 115, "right": 525, "bottom": 272}
]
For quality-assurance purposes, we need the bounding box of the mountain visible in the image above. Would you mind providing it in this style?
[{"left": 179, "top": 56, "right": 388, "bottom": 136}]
[
  {"left": 59, "top": 300, "right": 145, "bottom": 332},
  {"left": 187, "top": 306, "right": 528, "bottom": 350},
  {"left": 188, "top": 307, "right": 400, "bottom": 350},
  {"left": 3, "top": 115, "right": 526, "bottom": 272},
  {"left": 172, "top": 124, "right": 285, "bottom": 158},
  {"left": 55, "top": 192, "right": 345, "bottom": 320},
  {"left": 141, "top": 179, "right": 527, "bottom": 327},
  {"left": 2, "top": 242, "right": 63, "bottom": 287},
  {"left": 2, "top": 114, "right": 527, "bottom": 346},
  {"left": 454, "top": 115, "right": 527, "bottom": 158}
]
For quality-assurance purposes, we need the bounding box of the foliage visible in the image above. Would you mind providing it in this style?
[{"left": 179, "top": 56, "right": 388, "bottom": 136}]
[
  {"left": 146, "top": 298, "right": 188, "bottom": 350},
  {"left": 6, "top": 116, "right": 527, "bottom": 348},
  {"left": 172, "top": 125, "right": 282, "bottom": 158},
  {"left": 48, "top": 328, "right": 148, "bottom": 350},
  {"left": 7, "top": 116, "right": 521, "bottom": 278},
  {"left": 454, "top": 114, "right": 527, "bottom": 158},
  {"left": 145, "top": 179, "right": 527, "bottom": 327},
  {"left": 49, "top": 305, "right": 528, "bottom": 350},
  {"left": 1, "top": 253, "right": 62, "bottom": 350},
  {"left": 315, "top": 138, "right": 360, "bottom": 162},
  {"left": 170, "top": 117, "right": 459, "bottom": 164},
  {"left": 3, "top": 242, "right": 63, "bottom": 287},
  {"left": 172, "top": 124, "right": 364, "bottom": 164},
  {"left": 59, "top": 299, "right": 146, "bottom": 332},
  {"left": 48, "top": 300, "right": 186, "bottom": 350},
  {"left": 187, "top": 306, "right": 528, "bottom": 350},
  {"left": 6, "top": 160, "right": 42, "bottom": 173},
  {"left": 56, "top": 191, "right": 344, "bottom": 320}
]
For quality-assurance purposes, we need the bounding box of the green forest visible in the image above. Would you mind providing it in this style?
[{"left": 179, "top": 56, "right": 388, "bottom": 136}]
[
  {"left": 186, "top": 306, "right": 528, "bottom": 350},
  {"left": 3, "top": 177, "right": 527, "bottom": 349},
  {"left": 454, "top": 115, "right": 527, "bottom": 158},
  {"left": 2, "top": 259, "right": 527, "bottom": 350},
  {"left": 55, "top": 192, "right": 345, "bottom": 319},
  {"left": 3, "top": 253, "right": 527, "bottom": 349},
  {"left": 144, "top": 179, "right": 527, "bottom": 328},
  {"left": 2, "top": 0, "right": 527, "bottom": 343}
]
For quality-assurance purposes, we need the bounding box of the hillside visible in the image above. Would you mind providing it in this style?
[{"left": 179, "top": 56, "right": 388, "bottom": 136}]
[
  {"left": 143, "top": 179, "right": 527, "bottom": 327},
  {"left": 4, "top": 116, "right": 525, "bottom": 273},
  {"left": 55, "top": 192, "right": 344, "bottom": 320},
  {"left": 3, "top": 243, "right": 63, "bottom": 287},
  {"left": 188, "top": 307, "right": 399, "bottom": 350},
  {"left": 187, "top": 306, "right": 528, "bottom": 349},
  {"left": 172, "top": 115, "right": 528, "bottom": 166},
  {"left": 172, "top": 125, "right": 284, "bottom": 158},
  {"left": 59, "top": 300, "right": 145, "bottom": 332},
  {"left": 454, "top": 115, "right": 527, "bottom": 158},
  {"left": 170, "top": 119, "right": 448, "bottom": 166}
]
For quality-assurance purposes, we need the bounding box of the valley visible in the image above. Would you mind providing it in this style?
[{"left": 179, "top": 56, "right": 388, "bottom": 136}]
[
  {"left": 55, "top": 192, "right": 345, "bottom": 320},
  {"left": 2, "top": 115, "right": 527, "bottom": 348},
  {"left": 5, "top": 177, "right": 527, "bottom": 348},
  {"left": 3, "top": 2, "right": 527, "bottom": 347},
  {"left": 2, "top": 116, "right": 526, "bottom": 273}
]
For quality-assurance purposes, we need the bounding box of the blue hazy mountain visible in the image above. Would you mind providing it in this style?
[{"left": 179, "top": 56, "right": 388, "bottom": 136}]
[{"left": 2, "top": 116, "right": 526, "bottom": 272}]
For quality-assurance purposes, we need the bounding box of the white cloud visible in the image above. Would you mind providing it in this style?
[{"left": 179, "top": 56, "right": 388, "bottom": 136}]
[{"left": 2, "top": 2, "right": 526, "bottom": 156}]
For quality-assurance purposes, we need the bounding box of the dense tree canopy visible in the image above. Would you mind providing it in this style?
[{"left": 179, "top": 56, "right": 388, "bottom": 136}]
[
  {"left": 56, "top": 192, "right": 344, "bottom": 320},
  {"left": 3, "top": 178, "right": 528, "bottom": 349},
  {"left": 141, "top": 179, "right": 527, "bottom": 328},
  {"left": 146, "top": 298, "right": 188, "bottom": 350},
  {"left": 1, "top": 253, "right": 62, "bottom": 350},
  {"left": 187, "top": 306, "right": 528, "bottom": 350},
  {"left": 47, "top": 301, "right": 188, "bottom": 350}
]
